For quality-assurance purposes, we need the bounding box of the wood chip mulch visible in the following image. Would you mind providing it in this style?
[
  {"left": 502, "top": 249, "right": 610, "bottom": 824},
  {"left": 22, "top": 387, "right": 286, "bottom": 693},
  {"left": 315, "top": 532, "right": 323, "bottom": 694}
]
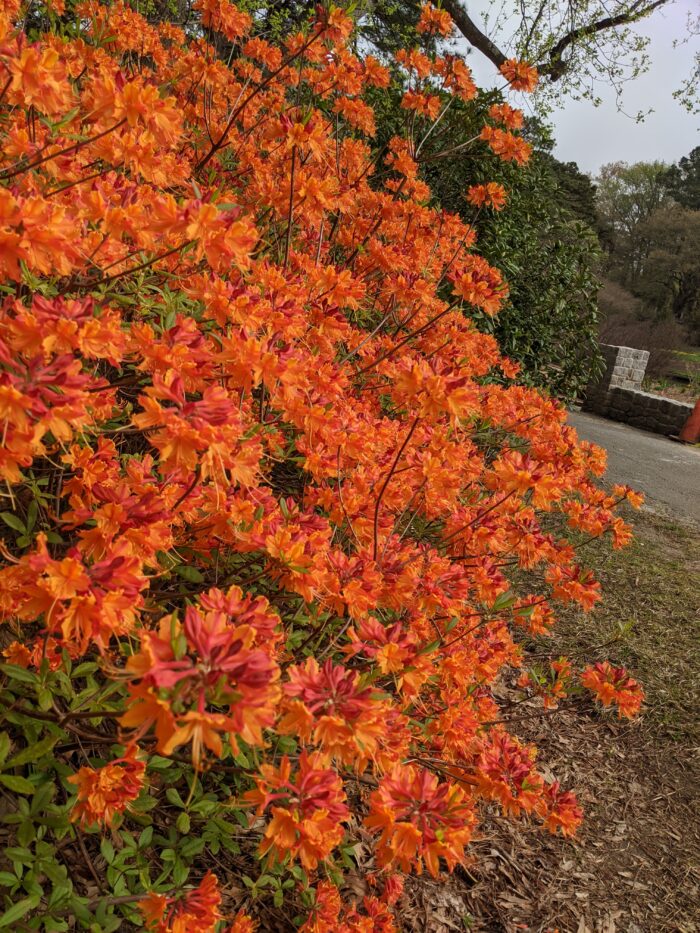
[{"left": 400, "top": 702, "right": 699, "bottom": 933}]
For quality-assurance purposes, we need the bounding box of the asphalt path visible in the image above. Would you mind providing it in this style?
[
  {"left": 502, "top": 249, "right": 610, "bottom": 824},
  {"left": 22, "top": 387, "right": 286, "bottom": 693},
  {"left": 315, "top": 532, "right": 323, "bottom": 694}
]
[{"left": 567, "top": 410, "right": 700, "bottom": 523}]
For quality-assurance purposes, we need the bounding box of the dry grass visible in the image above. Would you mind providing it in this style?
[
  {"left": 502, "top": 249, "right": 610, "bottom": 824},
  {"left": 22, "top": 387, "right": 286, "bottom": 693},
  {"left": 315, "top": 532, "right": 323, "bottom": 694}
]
[{"left": 400, "top": 509, "right": 700, "bottom": 932}]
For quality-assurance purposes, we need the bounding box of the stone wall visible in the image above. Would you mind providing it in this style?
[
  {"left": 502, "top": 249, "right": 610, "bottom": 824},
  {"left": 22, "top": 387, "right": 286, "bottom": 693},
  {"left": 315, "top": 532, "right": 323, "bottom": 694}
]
[{"left": 582, "top": 344, "right": 695, "bottom": 438}]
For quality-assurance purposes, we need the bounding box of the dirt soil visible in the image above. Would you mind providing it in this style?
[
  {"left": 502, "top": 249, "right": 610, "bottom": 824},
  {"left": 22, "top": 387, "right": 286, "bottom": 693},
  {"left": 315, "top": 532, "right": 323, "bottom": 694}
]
[
  {"left": 400, "top": 509, "right": 700, "bottom": 933},
  {"left": 643, "top": 380, "right": 698, "bottom": 404}
]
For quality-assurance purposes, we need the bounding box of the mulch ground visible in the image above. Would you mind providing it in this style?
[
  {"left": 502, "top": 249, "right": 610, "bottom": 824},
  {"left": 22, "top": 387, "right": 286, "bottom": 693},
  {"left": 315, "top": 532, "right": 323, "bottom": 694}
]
[{"left": 400, "top": 508, "right": 700, "bottom": 933}]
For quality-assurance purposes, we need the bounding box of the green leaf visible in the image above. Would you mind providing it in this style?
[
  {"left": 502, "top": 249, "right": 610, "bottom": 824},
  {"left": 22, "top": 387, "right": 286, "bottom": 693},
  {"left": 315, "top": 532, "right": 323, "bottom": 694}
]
[
  {"left": 71, "top": 662, "right": 98, "bottom": 678},
  {"left": 176, "top": 812, "right": 190, "bottom": 834},
  {"left": 146, "top": 755, "right": 173, "bottom": 771},
  {"left": 174, "top": 565, "right": 205, "bottom": 583},
  {"left": 100, "top": 838, "right": 115, "bottom": 864},
  {"left": 0, "top": 774, "right": 35, "bottom": 794},
  {"left": 17, "top": 820, "right": 35, "bottom": 846},
  {"left": 172, "top": 860, "right": 189, "bottom": 886},
  {"left": 179, "top": 837, "right": 204, "bottom": 858},
  {"left": 0, "top": 512, "right": 25, "bottom": 534},
  {"left": 165, "top": 787, "right": 185, "bottom": 808},
  {"left": 47, "top": 879, "right": 72, "bottom": 910},
  {"left": 492, "top": 590, "right": 517, "bottom": 611},
  {"left": 276, "top": 736, "right": 297, "bottom": 755},
  {"left": 0, "top": 664, "right": 39, "bottom": 684},
  {"left": 26, "top": 500, "right": 38, "bottom": 533},
  {"left": 0, "top": 733, "right": 10, "bottom": 764},
  {"left": 0, "top": 894, "right": 40, "bottom": 928},
  {"left": 4, "top": 734, "right": 58, "bottom": 769},
  {"left": 418, "top": 639, "right": 441, "bottom": 656},
  {"left": 69, "top": 896, "right": 92, "bottom": 924},
  {"left": 30, "top": 779, "right": 55, "bottom": 814},
  {"left": 4, "top": 846, "right": 32, "bottom": 864}
]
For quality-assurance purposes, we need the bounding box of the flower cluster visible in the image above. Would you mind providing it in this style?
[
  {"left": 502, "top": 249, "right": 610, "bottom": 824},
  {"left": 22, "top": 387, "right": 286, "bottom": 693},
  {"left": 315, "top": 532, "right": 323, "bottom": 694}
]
[
  {"left": 69, "top": 745, "right": 146, "bottom": 828},
  {"left": 0, "top": 0, "right": 643, "bottom": 926},
  {"left": 245, "top": 753, "right": 350, "bottom": 870},
  {"left": 140, "top": 872, "right": 222, "bottom": 933},
  {"left": 366, "top": 766, "right": 476, "bottom": 876},
  {"left": 581, "top": 661, "right": 645, "bottom": 718},
  {"left": 120, "top": 587, "right": 281, "bottom": 764}
]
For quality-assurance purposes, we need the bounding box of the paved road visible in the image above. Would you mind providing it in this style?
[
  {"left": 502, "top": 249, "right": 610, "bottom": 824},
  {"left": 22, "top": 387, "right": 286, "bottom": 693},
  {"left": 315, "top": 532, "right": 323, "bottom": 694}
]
[{"left": 567, "top": 410, "right": 700, "bottom": 522}]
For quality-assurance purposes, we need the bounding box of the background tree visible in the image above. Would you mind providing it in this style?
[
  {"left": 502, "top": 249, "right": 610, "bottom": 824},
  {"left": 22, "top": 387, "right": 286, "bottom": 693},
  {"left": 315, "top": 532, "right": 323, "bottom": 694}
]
[
  {"left": 659, "top": 146, "right": 700, "bottom": 211},
  {"left": 441, "top": 0, "right": 672, "bottom": 101},
  {"left": 633, "top": 206, "right": 700, "bottom": 341},
  {"left": 595, "top": 160, "right": 670, "bottom": 285},
  {"left": 596, "top": 148, "right": 700, "bottom": 359},
  {"left": 357, "top": 0, "right": 694, "bottom": 111}
]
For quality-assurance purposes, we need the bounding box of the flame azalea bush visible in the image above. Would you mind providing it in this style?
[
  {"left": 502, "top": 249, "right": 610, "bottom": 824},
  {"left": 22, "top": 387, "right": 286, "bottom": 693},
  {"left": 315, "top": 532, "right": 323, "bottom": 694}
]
[{"left": 0, "top": 0, "right": 645, "bottom": 928}]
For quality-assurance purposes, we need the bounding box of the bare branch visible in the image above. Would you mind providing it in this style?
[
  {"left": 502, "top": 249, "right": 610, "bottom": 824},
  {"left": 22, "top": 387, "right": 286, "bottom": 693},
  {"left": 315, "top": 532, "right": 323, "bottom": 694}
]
[
  {"left": 543, "top": 0, "right": 673, "bottom": 80},
  {"left": 440, "top": 0, "right": 507, "bottom": 69},
  {"left": 440, "top": 0, "right": 673, "bottom": 83}
]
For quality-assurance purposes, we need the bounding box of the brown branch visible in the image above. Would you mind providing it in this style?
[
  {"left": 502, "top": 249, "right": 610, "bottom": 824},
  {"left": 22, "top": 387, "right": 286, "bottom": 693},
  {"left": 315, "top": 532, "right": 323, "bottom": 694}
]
[
  {"left": 543, "top": 0, "right": 672, "bottom": 80},
  {"left": 441, "top": 490, "right": 517, "bottom": 545},
  {"left": 440, "top": 0, "right": 506, "bottom": 69},
  {"left": 196, "top": 28, "right": 324, "bottom": 173},
  {"left": 283, "top": 146, "right": 297, "bottom": 270},
  {"left": 440, "top": 0, "right": 672, "bottom": 82},
  {"left": 356, "top": 301, "right": 457, "bottom": 376},
  {"left": 172, "top": 464, "right": 201, "bottom": 511},
  {"left": 373, "top": 417, "right": 420, "bottom": 561},
  {"left": 0, "top": 120, "right": 126, "bottom": 180},
  {"left": 6, "top": 703, "right": 122, "bottom": 726},
  {"left": 75, "top": 829, "right": 104, "bottom": 893},
  {"left": 81, "top": 240, "right": 195, "bottom": 290}
]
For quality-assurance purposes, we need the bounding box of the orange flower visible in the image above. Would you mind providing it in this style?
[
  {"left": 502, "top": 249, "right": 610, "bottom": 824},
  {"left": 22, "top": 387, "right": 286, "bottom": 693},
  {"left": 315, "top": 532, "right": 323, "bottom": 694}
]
[
  {"left": 365, "top": 765, "right": 475, "bottom": 876},
  {"left": 466, "top": 182, "right": 507, "bottom": 211},
  {"left": 140, "top": 872, "right": 221, "bottom": 933},
  {"left": 537, "top": 780, "right": 583, "bottom": 836},
  {"left": 450, "top": 254, "right": 509, "bottom": 314},
  {"left": 480, "top": 125, "right": 532, "bottom": 165},
  {"left": 245, "top": 752, "right": 349, "bottom": 870},
  {"left": 195, "top": 0, "right": 251, "bottom": 41},
  {"left": 69, "top": 745, "right": 146, "bottom": 827},
  {"left": 488, "top": 102, "right": 524, "bottom": 130},
  {"left": 581, "top": 661, "right": 644, "bottom": 718},
  {"left": 475, "top": 732, "right": 544, "bottom": 817},
  {"left": 227, "top": 913, "right": 256, "bottom": 933},
  {"left": 612, "top": 483, "right": 645, "bottom": 509},
  {"left": 2, "top": 641, "right": 31, "bottom": 667},
  {"left": 122, "top": 589, "right": 281, "bottom": 764},
  {"left": 499, "top": 58, "right": 539, "bottom": 92},
  {"left": 300, "top": 880, "right": 399, "bottom": 933},
  {"left": 417, "top": 3, "right": 453, "bottom": 37},
  {"left": 8, "top": 45, "right": 74, "bottom": 115},
  {"left": 278, "top": 658, "right": 386, "bottom": 766}
]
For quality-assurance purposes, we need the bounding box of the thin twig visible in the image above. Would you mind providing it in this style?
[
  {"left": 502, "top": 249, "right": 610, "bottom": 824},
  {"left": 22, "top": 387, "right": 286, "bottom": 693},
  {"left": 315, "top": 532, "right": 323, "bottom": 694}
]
[
  {"left": 283, "top": 146, "right": 297, "bottom": 270},
  {"left": 373, "top": 417, "right": 420, "bottom": 561}
]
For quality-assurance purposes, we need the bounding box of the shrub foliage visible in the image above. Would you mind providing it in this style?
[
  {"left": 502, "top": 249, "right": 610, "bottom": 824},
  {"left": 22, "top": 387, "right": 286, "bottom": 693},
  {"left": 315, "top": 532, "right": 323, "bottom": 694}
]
[{"left": 0, "top": 1, "right": 643, "bottom": 929}]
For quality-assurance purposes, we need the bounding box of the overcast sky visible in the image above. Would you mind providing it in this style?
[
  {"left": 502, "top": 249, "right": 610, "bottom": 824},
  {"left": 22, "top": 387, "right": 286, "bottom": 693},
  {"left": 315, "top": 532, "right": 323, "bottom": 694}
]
[{"left": 462, "top": 0, "right": 699, "bottom": 177}]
